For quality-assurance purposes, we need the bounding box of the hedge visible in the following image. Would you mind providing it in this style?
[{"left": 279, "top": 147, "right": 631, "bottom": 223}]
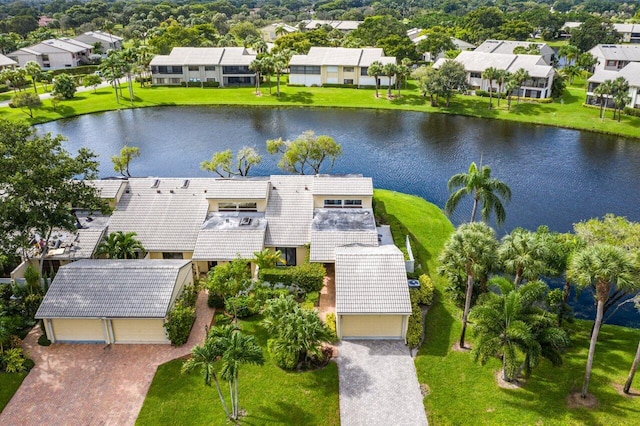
[
  {"left": 406, "top": 298, "right": 423, "bottom": 348},
  {"left": 164, "top": 301, "right": 195, "bottom": 346},
  {"left": 411, "top": 274, "right": 434, "bottom": 306},
  {"left": 0, "top": 84, "right": 8, "bottom": 93},
  {"left": 180, "top": 81, "right": 220, "bottom": 88},
  {"left": 476, "top": 90, "right": 553, "bottom": 103},
  {"left": 624, "top": 106, "right": 640, "bottom": 117},
  {"left": 258, "top": 263, "right": 325, "bottom": 293},
  {"left": 50, "top": 65, "right": 99, "bottom": 76}
]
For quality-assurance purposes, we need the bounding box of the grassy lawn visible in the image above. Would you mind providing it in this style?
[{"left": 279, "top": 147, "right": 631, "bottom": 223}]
[
  {"left": 0, "top": 372, "right": 27, "bottom": 413},
  {"left": 1, "top": 78, "right": 639, "bottom": 140},
  {"left": 136, "top": 315, "right": 339, "bottom": 425},
  {"left": 375, "top": 189, "right": 640, "bottom": 425}
]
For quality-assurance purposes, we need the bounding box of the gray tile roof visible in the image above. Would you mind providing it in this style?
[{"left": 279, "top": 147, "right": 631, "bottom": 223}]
[
  {"left": 335, "top": 245, "right": 411, "bottom": 314},
  {"left": 193, "top": 213, "right": 266, "bottom": 260},
  {"left": 264, "top": 175, "right": 314, "bottom": 247},
  {"left": 589, "top": 44, "right": 640, "bottom": 62},
  {"left": 62, "top": 228, "right": 105, "bottom": 259},
  {"left": 435, "top": 51, "right": 553, "bottom": 78},
  {"left": 613, "top": 23, "right": 640, "bottom": 34},
  {"left": 589, "top": 62, "right": 640, "bottom": 87},
  {"left": 107, "top": 178, "right": 211, "bottom": 252},
  {"left": 87, "top": 179, "right": 127, "bottom": 199},
  {"left": 310, "top": 231, "right": 379, "bottom": 262},
  {"left": 205, "top": 178, "right": 270, "bottom": 199},
  {"left": 35, "top": 259, "right": 190, "bottom": 319},
  {"left": 77, "top": 31, "right": 123, "bottom": 43},
  {"left": 310, "top": 208, "right": 378, "bottom": 262},
  {"left": 301, "top": 20, "right": 362, "bottom": 31},
  {"left": 290, "top": 47, "right": 395, "bottom": 67},
  {"left": 150, "top": 47, "right": 255, "bottom": 66},
  {"left": 312, "top": 175, "right": 373, "bottom": 196},
  {"left": 474, "top": 40, "right": 555, "bottom": 58},
  {"left": 35, "top": 38, "right": 91, "bottom": 53},
  {"left": 0, "top": 54, "right": 17, "bottom": 67}
]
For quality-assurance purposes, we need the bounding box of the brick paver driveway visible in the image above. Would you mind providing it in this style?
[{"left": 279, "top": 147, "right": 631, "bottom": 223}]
[
  {"left": 0, "top": 291, "right": 214, "bottom": 426},
  {"left": 338, "top": 340, "right": 428, "bottom": 426}
]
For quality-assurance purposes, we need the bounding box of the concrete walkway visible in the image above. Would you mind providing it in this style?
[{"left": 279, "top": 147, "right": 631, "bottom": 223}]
[
  {"left": 0, "top": 291, "right": 214, "bottom": 426},
  {"left": 338, "top": 340, "right": 428, "bottom": 426}
]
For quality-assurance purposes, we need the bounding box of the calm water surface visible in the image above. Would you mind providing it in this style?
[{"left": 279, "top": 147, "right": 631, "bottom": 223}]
[{"left": 38, "top": 106, "right": 640, "bottom": 327}]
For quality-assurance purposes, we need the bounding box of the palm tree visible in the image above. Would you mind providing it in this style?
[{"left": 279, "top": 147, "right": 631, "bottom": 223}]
[
  {"left": 438, "top": 222, "right": 498, "bottom": 348},
  {"left": 495, "top": 70, "right": 509, "bottom": 107},
  {"left": 593, "top": 80, "right": 612, "bottom": 120},
  {"left": 24, "top": 61, "right": 42, "bottom": 94},
  {"left": 272, "top": 51, "right": 290, "bottom": 97},
  {"left": 181, "top": 334, "right": 231, "bottom": 419},
  {"left": 96, "top": 231, "right": 145, "bottom": 259},
  {"left": 445, "top": 161, "right": 512, "bottom": 226},
  {"left": 625, "top": 333, "right": 640, "bottom": 394},
  {"left": 470, "top": 278, "right": 569, "bottom": 382},
  {"left": 512, "top": 68, "right": 530, "bottom": 104},
  {"left": 611, "top": 77, "right": 629, "bottom": 122},
  {"left": 505, "top": 77, "right": 519, "bottom": 111},
  {"left": 382, "top": 62, "right": 398, "bottom": 98},
  {"left": 482, "top": 67, "right": 499, "bottom": 109},
  {"left": 118, "top": 47, "right": 138, "bottom": 106},
  {"left": 568, "top": 244, "right": 640, "bottom": 398},
  {"left": 249, "top": 58, "right": 263, "bottom": 95},
  {"left": 498, "top": 228, "right": 550, "bottom": 287},
  {"left": 100, "top": 52, "right": 124, "bottom": 104},
  {"left": 367, "top": 61, "right": 384, "bottom": 98},
  {"left": 275, "top": 25, "right": 288, "bottom": 38},
  {"left": 558, "top": 44, "right": 579, "bottom": 67},
  {"left": 563, "top": 65, "right": 582, "bottom": 85},
  {"left": 260, "top": 55, "right": 275, "bottom": 95}
]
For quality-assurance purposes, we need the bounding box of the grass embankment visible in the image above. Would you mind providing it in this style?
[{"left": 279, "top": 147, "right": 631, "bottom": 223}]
[
  {"left": 375, "top": 189, "right": 640, "bottom": 425},
  {"left": 1, "top": 77, "right": 639, "bottom": 139},
  {"left": 0, "top": 372, "right": 27, "bottom": 413},
  {"left": 136, "top": 314, "right": 339, "bottom": 425}
]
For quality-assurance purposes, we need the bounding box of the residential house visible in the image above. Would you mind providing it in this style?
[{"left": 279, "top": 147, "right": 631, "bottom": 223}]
[
  {"left": 613, "top": 23, "right": 640, "bottom": 44},
  {"left": 8, "top": 38, "right": 93, "bottom": 68},
  {"left": 36, "top": 259, "right": 193, "bottom": 344},
  {"left": 289, "top": 47, "right": 396, "bottom": 87},
  {"left": 150, "top": 47, "right": 256, "bottom": 87},
  {"left": 0, "top": 54, "right": 17, "bottom": 70},
  {"left": 259, "top": 23, "right": 298, "bottom": 42},
  {"left": 409, "top": 29, "right": 476, "bottom": 62},
  {"left": 38, "top": 16, "right": 55, "bottom": 27},
  {"left": 588, "top": 44, "right": 640, "bottom": 71},
  {"left": 74, "top": 31, "right": 123, "bottom": 52},
  {"left": 560, "top": 21, "right": 582, "bottom": 39},
  {"left": 474, "top": 40, "right": 555, "bottom": 65},
  {"left": 434, "top": 50, "right": 555, "bottom": 99},
  {"left": 300, "top": 20, "right": 362, "bottom": 32},
  {"left": 586, "top": 62, "right": 640, "bottom": 109}
]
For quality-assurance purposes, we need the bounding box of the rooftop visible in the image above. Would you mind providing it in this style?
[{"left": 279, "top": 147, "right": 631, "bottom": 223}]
[
  {"left": 589, "top": 44, "right": 640, "bottom": 62},
  {"left": 290, "top": 47, "right": 395, "bottom": 67},
  {"left": 192, "top": 213, "right": 266, "bottom": 261},
  {"left": 205, "top": 178, "right": 270, "bottom": 199},
  {"left": 150, "top": 47, "right": 255, "bottom": 66},
  {"left": 264, "top": 175, "right": 315, "bottom": 247},
  {"left": 588, "top": 62, "right": 640, "bottom": 87},
  {"left": 312, "top": 175, "right": 372, "bottom": 196}
]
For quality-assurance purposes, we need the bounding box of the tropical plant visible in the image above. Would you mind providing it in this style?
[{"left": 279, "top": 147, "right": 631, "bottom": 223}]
[
  {"left": 593, "top": 80, "right": 612, "bottom": 120},
  {"left": 96, "top": 231, "right": 145, "bottom": 259},
  {"left": 495, "top": 70, "right": 509, "bottom": 107},
  {"left": 272, "top": 51, "right": 290, "bottom": 97},
  {"left": 111, "top": 145, "right": 140, "bottom": 177},
  {"left": 253, "top": 248, "right": 285, "bottom": 269},
  {"left": 445, "top": 161, "right": 512, "bottom": 226},
  {"left": 382, "top": 62, "right": 397, "bottom": 97},
  {"left": 568, "top": 244, "right": 640, "bottom": 398},
  {"left": 624, "top": 296, "right": 640, "bottom": 394},
  {"left": 438, "top": 222, "right": 498, "bottom": 348},
  {"left": 24, "top": 61, "right": 42, "bottom": 94},
  {"left": 482, "top": 66, "right": 499, "bottom": 109},
  {"left": 52, "top": 73, "right": 76, "bottom": 99},
  {"left": 505, "top": 77, "right": 520, "bottom": 110},
  {"left": 206, "top": 258, "right": 251, "bottom": 318},
  {"left": 470, "top": 278, "right": 569, "bottom": 382},
  {"left": 249, "top": 58, "right": 263, "bottom": 94},
  {"left": 611, "top": 77, "right": 629, "bottom": 122},
  {"left": 266, "top": 130, "right": 342, "bottom": 175},
  {"left": 11, "top": 92, "right": 41, "bottom": 118},
  {"left": 367, "top": 61, "right": 384, "bottom": 98},
  {"left": 201, "top": 147, "right": 262, "bottom": 177},
  {"left": 99, "top": 52, "right": 124, "bottom": 103},
  {"left": 511, "top": 68, "right": 530, "bottom": 104},
  {"left": 83, "top": 74, "right": 102, "bottom": 93},
  {"left": 498, "top": 228, "right": 550, "bottom": 287}
]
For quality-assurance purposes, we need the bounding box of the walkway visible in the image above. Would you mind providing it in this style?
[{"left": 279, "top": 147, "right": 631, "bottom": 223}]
[
  {"left": 338, "top": 340, "right": 428, "bottom": 426},
  {"left": 318, "top": 263, "right": 335, "bottom": 321},
  {"left": 0, "top": 291, "right": 214, "bottom": 426}
]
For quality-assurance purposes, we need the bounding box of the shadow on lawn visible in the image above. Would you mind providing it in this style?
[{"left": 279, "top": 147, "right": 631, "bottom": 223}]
[
  {"left": 276, "top": 91, "right": 313, "bottom": 104},
  {"left": 244, "top": 401, "right": 317, "bottom": 425}
]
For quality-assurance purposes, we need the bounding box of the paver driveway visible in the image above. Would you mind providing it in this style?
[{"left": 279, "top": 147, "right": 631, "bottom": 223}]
[
  {"left": 338, "top": 340, "right": 428, "bottom": 426},
  {"left": 0, "top": 291, "right": 214, "bottom": 426}
]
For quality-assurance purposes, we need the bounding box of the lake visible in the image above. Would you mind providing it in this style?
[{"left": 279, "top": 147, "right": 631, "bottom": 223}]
[{"left": 38, "top": 106, "right": 640, "bottom": 327}]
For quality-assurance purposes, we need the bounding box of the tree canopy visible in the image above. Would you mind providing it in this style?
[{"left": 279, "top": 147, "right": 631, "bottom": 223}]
[{"left": 266, "top": 131, "right": 342, "bottom": 175}]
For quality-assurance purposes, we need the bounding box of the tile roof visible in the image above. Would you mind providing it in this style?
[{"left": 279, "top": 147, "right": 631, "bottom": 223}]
[
  {"left": 35, "top": 38, "right": 91, "bottom": 53},
  {"left": 589, "top": 44, "right": 640, "bottom": 62},
  {"left": 312, "top": 175, "right": 373, "bottom": 196},
  {"left": 264, "top": 175, "right": 314, "bottom": 246},
  {"left": 0, "top": 54, "right": 17, "bottom": 67},
  {"left": 309, "top": 208, "right": 378, "bottom": 262},
  {"left": 63, "top": 228, "right": 105, "bottom": 259},
  {"left": 310, "top": 230, "right": 379, "bottom": 262},
  {"left": 613, "top": 23, "right": 640, "bottom": 33},
  {"left": 474, "top": 40, "right": 555, "bottom": 58},
  {"left": 107, "top": 178, "right": 211, "bottom": 252},
  {"left": 150, "top": 47, "right": 255, "bottom": 66},
  {"left": 588, "top": 62, "right": 640, "bottom": 87},
  {"left": 78, "top": 31, "right": 123, "bottom": 42},
  {"left": 335, "top": 245, "right": 411, "bottom": 314},
  {"left": 301, "top": 20, "right": 362, "bottom": 31},
  {"left": 192, "top": 213, "right": 266, "bottom": 260},
  {"left": 290, "top": 47, "right": 395, "bottom": 67},
  {"left": 205, "top": 178, "right": 270, "bottom": 199},
  {"left": 435, "top": 51, "right": 553, "bottom": 78},
  {"left": 35, "top": 259, "right": 190, "bottom": 319},
  {"left": 87, "top": 179, "right": 127, "bottom": 199}
]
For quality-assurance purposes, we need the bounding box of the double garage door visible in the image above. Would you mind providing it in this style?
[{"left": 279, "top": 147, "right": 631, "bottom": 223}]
[
  {"left": 50, "top": 318, "right": 168, "bottom": 344},
  {"left": 339, "top": 315, "right": 407, "bottom": 340}
]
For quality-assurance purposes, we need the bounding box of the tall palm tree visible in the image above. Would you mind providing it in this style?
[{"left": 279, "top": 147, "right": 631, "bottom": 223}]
[
  {"left": 624, "top": 334, "right": 640, "bottom": 394},
  {"left": 438, "top": 222, "right": 498, "bottom": 348},
  {"left": 100, "top": 52, "right": 124, "bottom": 104},
  {"left": 249, "top": 58, "right": 263, "bottom": 95},
  {"left": 382, "top": 62, "right": 398, "bottom": 98},
  {"left": 260, "top": 55, "right": 275, "bottom": 95},
  {"left": 272, "top": 51, "right": 291, "bottom": 97},
  {"left": 96, "top": 231, "right": 145, "bottom": 259},
  {"left": 445, "top": 162, "right": 512, "bottom": 226},
  {"left": 505, "top": 77, "right": 519, "bottom": 111},
  {"left": 512, "top": 68, "right": 530, "bottom": 104},
  {"left": 568, "top": 244, "right": 639, "bottom": 398},
  {"left": 611, "top": 77, "right": 629, "bottom": 122},
  {"left": 593, "top": 80, "right": 612, "bottom": 120},
  {"left": 495, "top": 70, "right": 509, "bottom": 107},
  {"left": 275, "top": 25, "right": 288, "bottom": 38},
  {"left": 482, "top": 67, "right": 499, "bottom": 109},
  {"left": 367, "top": 61, "right": 384, "bottom": 98},
  {"left": 470, "top": 278, "right": 569, "bottom": 382},
  {"left": 558, "top": 44, "right": 579, "bottom": 67},
  {"left": 24, "top": 61, "right": 42, "bottom": 94},
  {"left": 498, "top": 228, "right": 550, "bottom": 287}
]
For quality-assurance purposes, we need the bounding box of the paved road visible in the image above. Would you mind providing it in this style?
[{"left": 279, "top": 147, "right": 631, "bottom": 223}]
[{"left": 338, "top": 340, "right": 428, "bottom": 426}]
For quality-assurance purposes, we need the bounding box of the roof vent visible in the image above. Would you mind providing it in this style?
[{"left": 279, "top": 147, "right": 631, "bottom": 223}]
[
  {"left": 151, "top": 179, "right": 160, "bottom": 188},
  {"left": 170, "top": 189, "right": 174, "bottom": 193},
  {"left": 181, "top": 179, "right": 190, "bottom": 189},
  {"left": 156, "top": 189, "right": 161, "bottom": 194},
  {"left": 240, "top": 217, "right": 252, "bottom": 226}
]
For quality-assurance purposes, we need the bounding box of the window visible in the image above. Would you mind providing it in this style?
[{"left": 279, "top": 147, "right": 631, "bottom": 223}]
[
  {"left": 42, "top": 55, "right": 49, "bottom": 61},
  {"left": 163, "top": 252, "right": 183, "bottom": 259},
  {"left": 344, "top": 67, "right": 354, "bottom": 72},
  {"left": 290, "top": 65, "right": 321, "bottom": 75},
  {"left": 343, "top": 79, "right": 354, "bottom": 85},
  {"left": 360, "top": 67, "right": 368, "bottom": 76},
  {"left": 218, "top": 202, "right": 257, "bottom": 211},
  {"left": 189, "top": 78, "right": 201, "bottom": 83},
  {"left": 170, "top": 66, "right": 183, "bottom": 73},
  {"left": 188, "top": 66, "right": 199, "bottom": 71},
  {"left": 155, "top": 78, "right": 165, "bottom": 84},
  {"left": 470, "top": 72, "right": 481, "bottom": 78},
  {"left": 324, "top": 199, "right": 342, "bottom": 208},
  {"left": 327, "top": 66, "right": 338, "bottom": 73},
  {"left": 223, "top": 66, "right": 252, "bottom": 74},
  {"left": 204, "top": 66, "right": 216, "bottom": 71},
  {"left": 606, "top": 60, "right": 616, "bottom": 67},
  {"left": 170, "top": 78, "right": 181, "bottom": 84},
  {"left": 344, "top": 199, "right": 362, "bottom": 208},
  {"left": 276, "top": 247, "right": 297, "bottom": 266}
]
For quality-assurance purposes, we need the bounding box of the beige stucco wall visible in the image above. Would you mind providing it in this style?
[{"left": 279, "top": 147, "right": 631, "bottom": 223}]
[
  {"left": 312, "top": 195, "right": 372, "bottom": 209},
  {"left": 147, "top": 252, "right": 192, "bottom": 260},
  {"left": 339, "top": 314, "right": 406, "bottom": 339},
  {"left": 111, "top": 319, "right": 168, "bottom": 344},
  {"left": 50, "top": 318, "right": 105, "bottom": 342}
]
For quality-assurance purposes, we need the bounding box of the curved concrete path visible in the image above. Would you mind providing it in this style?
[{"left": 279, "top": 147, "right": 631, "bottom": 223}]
[
  {"left": 0, "top": 291, "right": 214, "bottom": 425},
  {"left": 338, "top": 340, "right": 428, "bottom": 426}
]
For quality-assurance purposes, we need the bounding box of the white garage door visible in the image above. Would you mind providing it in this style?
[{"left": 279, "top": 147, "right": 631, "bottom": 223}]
[
  {"left": 52, "top": 319, "right": 105, "bottom": 343},
  {"left": 111, "top": 319, "right": 168, "bottom": 344},
  {"left": 340, "top": 315, "right": 405, "bottom": 339}
]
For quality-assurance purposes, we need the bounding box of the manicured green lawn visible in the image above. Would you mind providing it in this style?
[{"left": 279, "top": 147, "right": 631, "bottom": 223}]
[
  {"left": 136, "top": 315, "right": 339, "bottom": 425},
  {"left": 1, "top": 78, "right": 639, "bottom": 140},
  {"left": 0, "top": 372, "right": 27, "bottom": 413},
  {"left": 375, "top": 189, "right": 640, "bottom": 425}
]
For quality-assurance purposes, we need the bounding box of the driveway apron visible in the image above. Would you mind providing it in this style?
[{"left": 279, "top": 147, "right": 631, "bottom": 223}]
[{"left": 338, "top": 340, "right": 428, "bottom": 426}]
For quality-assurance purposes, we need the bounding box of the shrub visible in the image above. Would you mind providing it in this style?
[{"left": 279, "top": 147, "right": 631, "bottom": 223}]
[
  {"left": 225, "top": 295, "right": 257, "bottom": 319},
  {"left": 23, "top": 358, "right": 35, "bottom": 371},
  {"left": 50, "top": 65, "right": 99, "bottom": 76},
  {"left": 406, "top": 299, "right": 423, "bottom": 348},
  {"left": 305, "top": 291, "right": 320, "bottom": 306},
  {"left": 0, "top": 283, "right": 12, "bottom": 301},
  {"left": 23, "top": 264, "right": 41, "bottom": 293},
  {"left": 1, "top": 347, "right": 27, "bottom": 373},
  {"left": 300, "top": 301, "right": 315, "bottom": 311},
  {"left": 259, "top": 267, "right": 295, "bottom": 286},
  {"left": 253, "top": 285, "right": 290, "bottom": 307},
  {"left": 475, "top": 90, "right": 503, "bottom": 99},
  {"left": 164, "top": 301, "right": 196, "bottom": 346},
  {"left": 0, "top": 84, "right": 8, "bottom": 93},
  {"left": 322, "top": 83, "right": 358, "bottom": 89},
  {"left": 293, "top": 263, "right": 325, "bottom": 293},
  {"left": 207, "top": 291, "right": 225, "bottom": 308},
  {"left": 37, "top": 334, "right": 51, "bottom": 346},
  {"left": 624, "top": 107, "right": 640, "bottom": 117},
  {"left": 413, "top": 274, "right": 435, "bottom": 306},
  {"left": 52, "top": 73, "right": 76, "bottom": 99},
  {"left": 22, "top": 293, "right": 44, "bottom": 317},
  {"left": 325, "top": 312, "right": 337, "bottom": 335},
  {"left": 268, "top": 339, "right": 297, "bottom": 370},
  {"left": 180, "top": 284, "right": 198, "bottom": 308}
]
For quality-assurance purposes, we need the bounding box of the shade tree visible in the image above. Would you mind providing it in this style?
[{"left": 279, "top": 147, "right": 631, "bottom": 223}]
[
  {"left": 266, "top": 131, "right": 342, "bottom": 175},
  {"left": 111, "top": 145, "right": 140, "bottom": 177},
  {"left": 201, "top": 147, "right": 262, "bottom": 177}
]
